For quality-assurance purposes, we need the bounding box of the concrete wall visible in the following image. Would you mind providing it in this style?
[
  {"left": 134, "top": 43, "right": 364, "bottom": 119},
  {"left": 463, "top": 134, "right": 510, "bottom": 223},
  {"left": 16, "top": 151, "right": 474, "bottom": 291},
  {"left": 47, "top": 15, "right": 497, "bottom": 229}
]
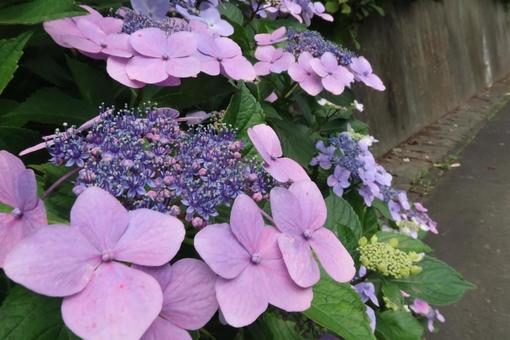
[{"left": 354, "top": 0, "right": 510, "bottom": 156}]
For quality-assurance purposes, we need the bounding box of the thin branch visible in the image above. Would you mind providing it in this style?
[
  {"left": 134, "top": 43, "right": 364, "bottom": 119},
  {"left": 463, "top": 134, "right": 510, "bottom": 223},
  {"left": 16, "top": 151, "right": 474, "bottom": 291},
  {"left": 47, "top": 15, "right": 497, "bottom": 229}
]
[{"left": 42, "top": 168, "right": 79, "bottom": 199}]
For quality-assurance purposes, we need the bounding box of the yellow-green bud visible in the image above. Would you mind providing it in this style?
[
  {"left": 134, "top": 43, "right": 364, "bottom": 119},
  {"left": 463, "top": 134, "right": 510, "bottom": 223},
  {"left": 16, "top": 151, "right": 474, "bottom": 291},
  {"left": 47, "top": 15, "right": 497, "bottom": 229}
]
[{"left": 389, "top": 238, "right": 399, "bottom": 248}]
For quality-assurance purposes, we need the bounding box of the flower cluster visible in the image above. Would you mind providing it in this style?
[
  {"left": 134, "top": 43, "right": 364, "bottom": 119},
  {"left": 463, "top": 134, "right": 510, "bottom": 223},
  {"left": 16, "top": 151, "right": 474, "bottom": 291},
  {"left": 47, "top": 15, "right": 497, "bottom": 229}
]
[
  {"left": 252, "top": 0, "right": 333, "bottom": 25},
  {"left": 47, "top": 106, "right": 270, "bottom": 223},
  {"left": 196, "top": 178, "right": 355, "bottom": 326},
  {"left": 3, "top": 186, "right": 218, "bottom": 339},
  {"left": 358, "top": 236, "right": 423, "bottom": 279},
  {"left": 254, "top": 27, "right": 385, "bottom": 96},
  {"left": 310, "top": 130, "right": 438, "bottom": 236},
  {"left": 44, "top": 1, "right": 255, "bottom": 89},
  {"left": 410, "top": 299, "right": 446, "bottom": 332}
]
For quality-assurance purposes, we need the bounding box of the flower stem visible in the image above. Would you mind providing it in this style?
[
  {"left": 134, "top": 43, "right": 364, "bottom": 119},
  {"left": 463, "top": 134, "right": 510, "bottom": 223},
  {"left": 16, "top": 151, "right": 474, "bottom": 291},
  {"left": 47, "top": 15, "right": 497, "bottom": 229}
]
[
  {"left": 42, "top": 168, "right": 79, "bottom": 199},
  {"left": 283, "top": 82, "right": 299, "bottom": 99},
  {"left": 259, "top": 208, "right": 275, "bottom": 224}
]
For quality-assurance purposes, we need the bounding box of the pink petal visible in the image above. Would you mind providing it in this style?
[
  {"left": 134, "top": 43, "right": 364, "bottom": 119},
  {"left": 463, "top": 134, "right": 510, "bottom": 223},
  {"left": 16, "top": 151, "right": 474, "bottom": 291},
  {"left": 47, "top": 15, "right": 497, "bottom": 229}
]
[
  {"left": 322, "top": 75, "right": 345, "bottom": 95},
  {"left": 270, "top": 53, "right": 294, "bottom": 73},
  {"left": 216, "top": 37, "right": 241, "bottom": 59},
  {"left": 221, "top": 56, "right": 256, "bottom": 81},
  {"left": 0, "top": 201, "right": 45, "bottom": 267},
  {"left": 62, "top": 35, "right": 102, "bottom": 54},
  {"left": 107, "top": 57, "right": 145, "bottom": 88},
  {"left": 267, "top": 157, "right": 310, "bottom": 183},
  {"left": 196, "top": 34, "right": 218, "bottom": 58},
  {"left": 277, "top": 234, "right": 320, "bottom": 287},
  {"left": 70, "top": 187, "right": 129, "bottom": 252},
  {"left": 257, "top": 226, "right": 281, "bottom": 260},
  {"left": 99, "top": 17, "right": 124, "bottom": 34},
  {"left": 62, "top": 262, "right": 163, "bottom": 340},
  {"left": 254, "top": 61, "right": 271, "bottom": 76},
  {"left": 14, "top": 169, "right": 38, "bottom": 212},
  {"left": 166, "top": 56, "right": 201, "bottom": 78},
  {"left": 254, "top": 46, "right": 276, "bottom": 62},
  {"left": 247, "top": 124, "right": 282, "bottom": 163},
  {"left": 320, "top": 52, "right": 338, "bottom": 70},
  {"left": 76, "top": 19, "right": 105, "bottom": 44},
  {"left": 299, "top": 76, "right": 323, "bottom": 96},
  {"left": 196, "top": 53, "right": 220, "bottom": 76},
  {"left": 102, "top": 33, "right": 133, "bottom": 58},
  {"left": 215, "top": 266, "right": 267, "bottom": 327},
  {"left": 156, "top": 75, "right": 182, "bottom": 87},
  {"left": 126, "top": 56, "right": 168, "bottom": 84},
  {"left": 350, "top": 56, "right": 372, "bottom": 75},
  {"left": 288, "top": 62, "right": 307, "bottom": 82},
  {"left": 142, "top": 317, "right": 191, "bottom": 340},
  {"left": 114, "top": 209, "right": 185, "bottom": 266},
  {"left": 166, "top": 32, "right": 198, "bottom": 57},
  {"left": 230, "top": 194, "right": 264, "bottom": 254},
  {"left": 260, "top": 258, "right": 313, "bottom": 310},
  {"left": 195, "top": 223, "right": 250, "bottom": 279},
  {"left": 43, "top": 18, "right": 82, "bottom": 48},
  {"left": 309, "top": 58, "right": 328, "bottom": 77},
  {"left": 309, "top": 228, "right": 355, "bottom": 282},
  {"left": 129, "top": 28, "right": 167, "bottom": 57},
  {"left": 0, "top": 151, "right": 25, "bottom": 207},
  {"left": 288, "top": 181, "right": 327, "bottom": 231},
  {"left": 4, "top": 225, "right": 100, "bottom": 297},
  {"left": 270, "top": 187, "right": 303, "bottom": 234},
  {"left": 160, "top": 259, "right": 218, "bottom": 329},
  {"left": 361, "top": 73, "right": 385, "bottom": 91}
]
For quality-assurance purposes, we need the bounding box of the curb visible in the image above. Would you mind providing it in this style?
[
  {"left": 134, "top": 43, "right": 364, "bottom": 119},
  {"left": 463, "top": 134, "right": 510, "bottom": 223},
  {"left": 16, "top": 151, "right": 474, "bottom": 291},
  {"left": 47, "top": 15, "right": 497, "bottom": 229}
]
[{"left": 378, "top": 76, "right": 510, "bottom": 198}]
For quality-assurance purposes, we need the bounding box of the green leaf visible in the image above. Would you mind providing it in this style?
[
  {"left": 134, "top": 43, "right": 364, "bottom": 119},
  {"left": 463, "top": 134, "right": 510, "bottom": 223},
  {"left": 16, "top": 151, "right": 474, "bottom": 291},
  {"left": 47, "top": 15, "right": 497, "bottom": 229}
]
[
  {"left": 0, "top": 285, "right": 76, "bottom": 340},
  {"left": 381, "top": 279, "right": 404, "bottom": 307},
  {"left": 0, "top": 126, "right": 41, "bottom": 154},
  {"left": 325, "top": 193, "right": 362, "bottom": 240},
  {"left": 391, "top": 256, "right": 475, "bottom": 305},
  {"left": 376, "top": 231, "right": 432, "bottom": 253},
  {"left": 2, "top": 87, "right": 97, "bottom": 126},
  {"left": 272, "top": 120, "right": 315, "bottom": 167},
  {"left": 0, "top": 0, "right": 84, "bottom": 25},
  {"left": 223, "top": 82, "right": 265, "bottom": 139},
  {"left": 0, "top": 98, "right": 18, "bottom": 116},
  {"left": 304, "top": 275, "right": 375, "bottom": 340},
  {"left": 0, "top": 31, "right": 32, "bottom": 95},
  {"left": 375, "top": 311, "right": 423, "bottom": 340},
  {"left": 244, "top": 312, "right": 305, "bottom": 340},
  {"left": 218, "top": 2, "right": 244, "bottom": 25}
]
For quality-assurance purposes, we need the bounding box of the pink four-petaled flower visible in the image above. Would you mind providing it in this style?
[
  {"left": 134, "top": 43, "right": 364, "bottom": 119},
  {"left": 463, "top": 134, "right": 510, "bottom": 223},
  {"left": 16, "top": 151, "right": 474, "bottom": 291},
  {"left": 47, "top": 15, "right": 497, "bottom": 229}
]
[
  {"left": 195, "top": 194, "right": 312, "bottom": 327},
  {"left": 4, "top": 187, "right": 185, "bottom": 340},
  {"left": 254, "top": 46, "right": 295, "bottom": 76},
  {"left": 248, "top": 124, "right": 310, "bottom": 183},
  {"left": 0, "top": 151, "right": 47, "bottom": 267},
  {"left": 288, "top": 52, "right": 323, "bottom": 96},
  {"left": 310, "top": 52, "right": 354, "bottom": 95},
  {"left": 270, "top": 181, "right": 355, "bottom": 287}
]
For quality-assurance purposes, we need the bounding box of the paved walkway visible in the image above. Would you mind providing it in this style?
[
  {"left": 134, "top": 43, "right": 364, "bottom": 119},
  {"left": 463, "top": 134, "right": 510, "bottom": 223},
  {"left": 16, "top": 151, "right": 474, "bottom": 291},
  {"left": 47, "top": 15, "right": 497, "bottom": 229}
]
[{"left": 425, "top": 101, "right": 510, "bottom": 339}]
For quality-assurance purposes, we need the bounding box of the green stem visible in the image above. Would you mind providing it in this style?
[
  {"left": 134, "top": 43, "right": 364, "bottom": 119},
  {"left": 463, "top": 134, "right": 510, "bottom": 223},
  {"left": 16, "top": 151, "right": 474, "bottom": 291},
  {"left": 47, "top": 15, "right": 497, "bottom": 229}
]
[{"left": 283, "top": 82, "right": 299, "bottom": 99}]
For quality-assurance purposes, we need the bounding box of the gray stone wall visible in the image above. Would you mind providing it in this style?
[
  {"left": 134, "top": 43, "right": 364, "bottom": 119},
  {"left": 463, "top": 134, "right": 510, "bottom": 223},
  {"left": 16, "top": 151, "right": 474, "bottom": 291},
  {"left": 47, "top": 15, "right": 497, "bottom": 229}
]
[{"left": 354, "top": 0, "right": 510, "bottom": 155}]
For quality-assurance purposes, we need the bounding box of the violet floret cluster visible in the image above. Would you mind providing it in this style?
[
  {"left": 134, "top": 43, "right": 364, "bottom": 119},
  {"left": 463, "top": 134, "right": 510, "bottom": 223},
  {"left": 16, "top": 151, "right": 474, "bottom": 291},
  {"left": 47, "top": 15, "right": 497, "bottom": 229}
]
[
  {"left": 310, "top": 131, "right": 438, "bottom": 235},
  {"left": 254, "top": 27, "right": 385, "bottom": 97},
  {"left": 47, "top": 106, "right": 271, "bottom": 223}
]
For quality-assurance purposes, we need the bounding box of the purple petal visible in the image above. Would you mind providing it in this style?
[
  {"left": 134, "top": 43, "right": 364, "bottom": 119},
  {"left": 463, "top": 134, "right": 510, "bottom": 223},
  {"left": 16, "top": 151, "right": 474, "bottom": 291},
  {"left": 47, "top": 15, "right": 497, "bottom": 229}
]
[
  {"left": 288, "top": 181, "right": 327, "bottom": 231},
  {"left": 270, "top": 187, "right": 304, "bottom": 235},
  {"left": 62, "top": 262, "right": 163, "bottom": 340},
  {"left": 13, "top": 169, "right": 38, "bottom": 212},
  {"left": 131, "top": 0, "right": 170, "bottom": 18},
  {"left": 195, "top": 223, "right": 250, "bottom": 279},
  {"left": 107, "top": 57, "right": 145, "bottom": 88},
  {"left": 114, "top": 209, "right": 184, "bottom": 266},
  {"left": 215, "top": 266, "right": 268, "bottom": 327},
  {"left": 160, "top": 259, "right": 218, "bottom": 329},
  {"left": 126, "top": 56, "right": 168, "bottom": 84},
  {"left": 166, "top": 32, "right": 197, "bottom": 58},
  {"left": 222, "top": 56, "right": 256, "bottom": 81},
  {"left": 322, "top": 75, "right": 346, "bottom": 95},
  {"left": 70, "top": 187, "right": 129, "bottom": 252},
  {"left": 255, "top": 46, "right": 276, "bottom": 62},
  {"left": 4, "top": 225, "right": 100, "bottom": 297},
  {"left": 247, "top": 124, "right": 283, "bottom": 163},
  {"left": 166, "top": 56, "right": 201, "bottom": 78},
  {"left": 309, "top": 228, "right": 355, "bottom": 282},
  {"left": 129, "top": 28, "right": 167, "bottom": 57},
  {"left": 230, "top": 194, "right": 263, "bottom": 254},
  {"left": 142, "top": 317, "right": 191, "bottom": 340},
  {"left": 102, "top": 33, "right": 133, "bottom": 58},
  {"left": 270, "top": 52, "right": 294, "bottom": 73},
  {"left": 277, "top": 234, "right": 320, "bottom": 287},
  {"left": 267, "top": 157, "right": 310, "bottom": 183},
  {"left": 254, "top": 61, "right": 271, "bottom": 76}
]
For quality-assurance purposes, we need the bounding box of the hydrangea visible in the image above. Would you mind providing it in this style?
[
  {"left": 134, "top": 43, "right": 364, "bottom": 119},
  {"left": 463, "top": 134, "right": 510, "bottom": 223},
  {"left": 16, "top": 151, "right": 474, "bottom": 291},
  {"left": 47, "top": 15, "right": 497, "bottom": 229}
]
[
  {"left": 43, "top": 1, "right": 255, "bottom": 88},
  {"left": 310, "top": 130, "right": 438, "bottom": 235},
  {"left": 47, "top": 105, "right": 271, "bottom": 222},
  {"left": 0, "top": 151, "right": 47, "bottom": 267},
  {"left": 358, "top": 236, "right": 423, "bottom": 279},
  {"left": 195, "top": 194, "right": 313, "bottom": 327},
  {"left": 4, "top": 187, "right": 185, "bottom": 339},
  {"left": 254, "top": 28, "right": 384, "bottom": 96},
  {"left": 410, "top": 299, "right": 446, "bottom": 332},
  {"left": 252, "top": 0, "right": 333, "bottom": 25}
]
